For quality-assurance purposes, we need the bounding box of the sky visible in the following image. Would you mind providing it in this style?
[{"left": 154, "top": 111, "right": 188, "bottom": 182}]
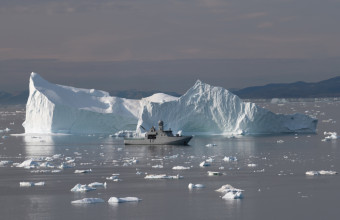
[{"left": 1, "top": 0, "right": 340, "bottom": 93}]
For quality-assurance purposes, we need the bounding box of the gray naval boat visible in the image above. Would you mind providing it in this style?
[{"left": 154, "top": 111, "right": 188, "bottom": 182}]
[{"left": 124, "top": 120, "right": 192, "bottom": 145}]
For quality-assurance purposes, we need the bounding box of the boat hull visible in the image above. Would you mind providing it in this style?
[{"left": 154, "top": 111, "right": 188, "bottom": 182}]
[{"left": 124, "top": 136, "right": 192, "bottom": 145}]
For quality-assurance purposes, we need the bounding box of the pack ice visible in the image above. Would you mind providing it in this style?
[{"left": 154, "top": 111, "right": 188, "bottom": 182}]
[{"left": 23, "top": 72, "right": 317, "bottom": 135}]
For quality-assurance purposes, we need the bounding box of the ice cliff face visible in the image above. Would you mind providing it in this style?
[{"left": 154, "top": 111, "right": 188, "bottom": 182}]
[{"left": 23, "top": 72, "right": 317, "bottom": 135}]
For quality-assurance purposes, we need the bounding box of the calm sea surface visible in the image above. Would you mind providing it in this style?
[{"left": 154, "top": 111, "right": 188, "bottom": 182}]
[{"left": 0, "top": 99, "right": 339, "bottom": 220}]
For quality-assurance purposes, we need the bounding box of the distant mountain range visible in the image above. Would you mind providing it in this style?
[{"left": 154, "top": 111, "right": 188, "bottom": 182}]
[
  {"left": 1, "top": 76, "right": 339, "bottom": 105},
  {"left": 233, "top": 76, "right": 340, "bottom": 99}
]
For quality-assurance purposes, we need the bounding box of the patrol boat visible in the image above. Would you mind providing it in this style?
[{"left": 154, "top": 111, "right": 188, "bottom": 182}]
[{"left": 124, "top": 120, "right": 192, "bottom": 145}]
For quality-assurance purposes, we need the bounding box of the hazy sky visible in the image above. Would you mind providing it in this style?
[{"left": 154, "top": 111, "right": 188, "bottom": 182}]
[{"left": 1, "top": 0, "right": 340, "bottom": 93}]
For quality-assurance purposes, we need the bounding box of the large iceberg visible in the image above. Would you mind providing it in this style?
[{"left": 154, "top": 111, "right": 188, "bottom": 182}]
[{"left": 23, "top": 72, "right": 317, "bottom": 135}]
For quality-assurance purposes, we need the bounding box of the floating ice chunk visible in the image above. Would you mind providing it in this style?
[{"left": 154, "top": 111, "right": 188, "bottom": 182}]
[
  {"left": 322, "top": 132, "right": 338, "bottom": 141},
  {"left": 39, "top": 162, "right": 55, "bottom": 168},
  {"left": 188, "top": 183, "right": 205, "bottom": 189},
  {"left": 74, "top": 169, "right": 92, "bottom": 174},
  {"left": 306, "top": 170, "right": 337, "bottom": 175},
  {"left": 247, "top": 163, "right": 257, "bottom": 167},
  {"left": 16, "top": 159, "right": 39, "bottom": 168},
  {"left": 88, "top": 182, "right": 107, "bottom": 188},
  {"left": 106, "top": 176, "right": 120, "bottom": 181},
  {"left": 205, "top": 143, "right": 217, "bottom": 147},
  {"left": 276, "top": 140, "right": 284, "bottom": 143},
  {"left": 70, "top": 184, "right": 96, "bottom": 192},
  {"left": 71, "top": 198, "right": 104, "bottom": 204},
  {"left": 223, "top": 156, "right": 237, "bottom": 162},
  {"left": 215, "top": 184, "right": 244, "bottom": 193},
  {"left": 20, "top": 181, "right": 45, "bottom": 187},
  {"left": 152, "top": 165, "right": 163, "bottom": 169},
  {"left": 319, "top": 170, "right": 338, "bottom": 175},
  {"left": 0, "top": 160, "right": 13, "bottom": 166},
  {"left": 216, "top": 184, "right": 244, "bottom": 199},
  {"left": 172, "top": 166, "right": 190, "bottom": 170},
  {"left": 59, "top": 162, "right": 74, "bottom": 169},
  {"left": 108, "top": 197, "right": 141, "bottom": 203},
  {"left": 200, "top": 161, "right": 210, "bottom": 167},
  {"left": 207, "top": 171, "right": 222, "bottom": 176},
  {"left": 144, "top": 174, "right": 183, "bottom": 179},
  {"left": 205, "top": 158, "right": 214, "bottom": 163},
  {"left": 52, "top": 154, "right": 62, "bottom": 159},
  {"left": 222, "top": 191, "right": 243, "bottom": 200}
]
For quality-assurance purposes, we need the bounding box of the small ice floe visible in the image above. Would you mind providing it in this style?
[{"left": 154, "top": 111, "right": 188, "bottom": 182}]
[
  {"left": 70, "top": 184, "right": 96, "bottom": 192},
  {"left": 306, "top": 170, "right": 338, "bottom": 176},
  {"left": 222, "top": 191, "right": 243, "bottom": 200},
  {"left": 205, "top": 143, "right": 217, "bottom": 147},
  {"left": 172, "top": 166, "right": 190, "bottom": 170},
  {"left": 247, "top": 163, "right": 257, "bottom": 167},
  {"left": 215, "top": 184, "right": 243, "bottom": 193},
  {"left": 276, "top": 140, "right": 284, "bottom": 143},
  {"left": 144, "top": 174, "right": 183, "bottom": 179},
  {"left": 207, "top": 171, "right": 222, "bottom": 176},
  {"left": 52, "top": 154, "right": 62, "bottom": 159},
  {"left": 108, "top": 197, "right": 141, "bottom": 203},
  {"left": 322, "top": 132, "right": 338, "bottom": 141},
  {"left": 20, "top": 182, "right": 45, "bottom": 187},
  {"left": 88, "top": 182, "right": 107, "bottom": 188},
  {"left": 106, "top": 176, "right": 121, "bottom": 181},
  {"left": 74, "top": 169, "right": 92, "bottom": 174},
  {"left": 152, "top": 165, "right": 164, "bottom": 169},
  {"left": 71, "top": 198, "right": 104, "bottom": 204},
  {"left": 219, "top": 166, "right": 224, "bottom": 170},
  {"left": 58, "top": 162, "right": 74, "bottom": 169},
  {"left": 216, "top": 184, "right": 244, "bottom": 200},
  {"left": 16, "top": 159, "right": 39, "bottom": 169},
  {"left": 0, "top": 160, "right": 13, "bottom": 166},
  {"left": 39, "top": 162, "right": 55, "bottom": 168},
  {"left": 205, "top": 158, "right": 214, "bottom": 163},
  {"left": 164, "top": 154, "right": 179, "bottom": 159},
  {"left": 200, "top": 161, "right": 210, "bottom": 167},
  {"left": 188, "top": 183, "right": 205, "bottom": 189},
  {"left": 223, "top": 156, "right": 237, "bottom": 162}
]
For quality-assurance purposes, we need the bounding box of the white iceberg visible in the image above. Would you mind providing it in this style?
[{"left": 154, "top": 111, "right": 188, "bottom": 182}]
[
  {"left": 16, "top": 159, "right": 39, "bottom": 168},
  {"left": 144, "top": 174, "right": 183, "bottom": 179},
  {"left": 23, "top": 72, "right": 177, "bottom": 134},
  {"left": 108, "top": 197, "right": 141, "bottom": 203},
  {"left": 200, "top": 161, "right": 210, "bottom": 167},
  {"left": 216, "top": 184, "right": 244, "bottom": 200},
  {"left": 188, "top": 183, "right": 205, "bottom": 189},
  {"left": 20, "top": 181, "right": 45, "bottom": 187},
  {"left": 71, "top": 198, "right": 104, "bottom": 204},
  {"left": 23, "top": 73, "right": 317, "bottom": 135},
  {"left": 88, "top": 182, "right": 107, "bottom": 188},
  {"left": 322, "top": 132, "right": 338, "bottom": 141},
  {"left": 306, "top": 170, "right": 337, "bottom": 176},
  {"left": 70, "top": 184, "right": 96, "bottom": 192},
  {"left": 207, "top": 171, "right": 222, "bottom": 176},
  {"left": 74, "top": 169, "right": 92, "bottom": 174},
  {"left": 0, "top": 160, "right": 13, "bottom": 166},
  {"left": 172, "top": 166, "right": 190, "bottom": 170},
  {"left": 223, "top": 156, "right": 237, "bottom": 162},
  {"left": 222, "top": 191, "right": 243, "bottom": 200}
]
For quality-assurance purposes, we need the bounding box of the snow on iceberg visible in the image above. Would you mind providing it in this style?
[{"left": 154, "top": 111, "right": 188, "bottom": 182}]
[{"left": 23, "top": 73, "right": 317, "bottom": 135}]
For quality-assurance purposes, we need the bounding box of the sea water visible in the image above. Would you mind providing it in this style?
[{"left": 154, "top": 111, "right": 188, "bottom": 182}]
[{"left": 0, "top": 99, "right": 339, "bottom": 220}]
